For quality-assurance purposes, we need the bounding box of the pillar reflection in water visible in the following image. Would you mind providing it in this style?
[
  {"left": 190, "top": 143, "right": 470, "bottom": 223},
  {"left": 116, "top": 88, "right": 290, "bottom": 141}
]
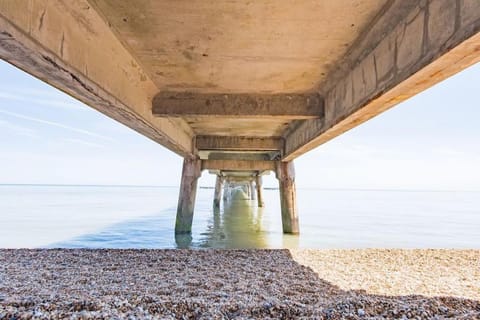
[
  {"left": 200, "top": 188, "right": 268, "bottom": 248},
  {"left": 175, "top": 233, "right": 192, "bottom": 248}
]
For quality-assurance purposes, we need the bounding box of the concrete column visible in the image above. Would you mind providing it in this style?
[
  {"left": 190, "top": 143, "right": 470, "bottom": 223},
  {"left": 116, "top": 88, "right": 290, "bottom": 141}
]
[
  {"left": 224, "top": 181, "right": 233, "bottom": 201},
  {"left": 175, "top": 157, "right": 201, "bottom": 234},
  {"left": 276, "top": 161, "right": 299, "bottom": 234},
  {"left": 250, "top": 180, "right": 257, "bottom": 200},
  {"left": 255, "top": 175, "right": 264, "bottom": 207},
  {"left": 223, "top": 184, "right": 228, "bottom": 200},
  {"left": 213, "top": 175, "right": 222, "bottom": 209}
]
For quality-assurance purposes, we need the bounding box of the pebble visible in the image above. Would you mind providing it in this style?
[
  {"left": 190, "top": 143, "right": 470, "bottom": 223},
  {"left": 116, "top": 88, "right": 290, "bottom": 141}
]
[
  {"left": 357, "top": 308, "right": 365, "bottom": 316},
  {"left": 0, "top": 249, "right": 478, "bottom": 319}
]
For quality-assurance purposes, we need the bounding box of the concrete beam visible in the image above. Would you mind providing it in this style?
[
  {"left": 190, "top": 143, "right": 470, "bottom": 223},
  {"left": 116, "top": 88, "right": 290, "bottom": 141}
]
[
  {"left": 0, "top": 0, "right": 194, "bottom": 156},
  {"left": 202, "top": 159, "right": 275, "bottom": 172},
  {"left": 153, "top": 92, "right": 324, "bottom": 119},
  {"left": 224, "top": 176, "right": 256, "bottom": 183},
  {"left": 204, "top": 152, "right": 275, "bottom": 161},
  {"left": 284, "top": 0, "right": 480, "bottom": 160},
  {"left": 196, "top": 136, "right": 284, "bottom": 151}
]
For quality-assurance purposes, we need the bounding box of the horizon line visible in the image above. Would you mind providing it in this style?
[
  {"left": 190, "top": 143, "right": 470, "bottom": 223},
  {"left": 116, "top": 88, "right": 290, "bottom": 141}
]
[{"left": 1, "top": 183, "right": 479, "bottom": 193}]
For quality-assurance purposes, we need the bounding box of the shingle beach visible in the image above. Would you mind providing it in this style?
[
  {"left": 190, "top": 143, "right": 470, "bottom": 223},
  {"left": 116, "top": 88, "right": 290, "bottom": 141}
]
[{"left": 0, "top": 249, "right": 479, "bottom": 319}]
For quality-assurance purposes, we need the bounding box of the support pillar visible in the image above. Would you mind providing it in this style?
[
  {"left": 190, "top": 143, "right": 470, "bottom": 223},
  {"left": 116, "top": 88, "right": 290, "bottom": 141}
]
[
  {"left": 223, "top": 182, "right": 228, "bottom": 201},
  {"left": 175, "top": 157, "right": 201, "bottom": 234},
  {"left": 276, "top": 161, "right": 299, "bottom": 234},
  {"left": 213, "top": 175, "right": 222, "bottom": 209},
  {"left": 255, "top": 175, "right": 264, "bottom": 207},
  {"left": 250, "top": 180, "right": 257, "bottom": 200}
]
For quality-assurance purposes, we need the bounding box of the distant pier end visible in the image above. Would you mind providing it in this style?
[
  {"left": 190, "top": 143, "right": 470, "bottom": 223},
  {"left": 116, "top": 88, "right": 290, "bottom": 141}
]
[{"left": 1, "top": 0, "right": 479, "bottom": 234}]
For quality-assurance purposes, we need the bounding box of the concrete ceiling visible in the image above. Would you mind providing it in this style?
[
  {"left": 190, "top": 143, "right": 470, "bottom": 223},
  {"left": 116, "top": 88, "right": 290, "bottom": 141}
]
[
  {"left": 84, "top": 0, "right": 388, "bottom": 162},
  {"left": 89, "top": 0, "right": 387, "bottom": 94}
]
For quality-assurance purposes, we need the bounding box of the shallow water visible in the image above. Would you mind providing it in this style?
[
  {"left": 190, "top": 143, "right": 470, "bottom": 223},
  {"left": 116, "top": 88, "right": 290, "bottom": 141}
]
[{"left": 0, "top": 185, "right": 479, "bottom": 248}]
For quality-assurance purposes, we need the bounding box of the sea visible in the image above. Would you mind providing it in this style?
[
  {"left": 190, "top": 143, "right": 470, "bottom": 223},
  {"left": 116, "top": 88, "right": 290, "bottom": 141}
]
[{"left": 0, "top": 184, "right": 479, "bottom": 249}]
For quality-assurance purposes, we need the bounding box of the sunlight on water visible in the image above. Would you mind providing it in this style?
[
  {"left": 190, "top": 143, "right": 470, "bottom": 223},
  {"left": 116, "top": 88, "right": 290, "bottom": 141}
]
[
  {"left": 199, "top": 195, "right": 272, "bottom": 248},
  {"left": 0, "top": 185, "right": 479, "bottom": 248}
]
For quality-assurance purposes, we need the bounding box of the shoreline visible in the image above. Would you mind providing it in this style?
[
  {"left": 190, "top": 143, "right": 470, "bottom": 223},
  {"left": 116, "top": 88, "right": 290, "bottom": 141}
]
[{"left": 1, "top": 249, "right": 479, "bottom": 319}]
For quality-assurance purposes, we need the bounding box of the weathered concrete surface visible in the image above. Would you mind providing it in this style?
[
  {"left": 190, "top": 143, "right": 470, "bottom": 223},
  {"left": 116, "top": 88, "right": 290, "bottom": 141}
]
[
  {"left": 246, "top": 182, "right": 252, "bottom": 199},
  {"left": 189, "top": 118, "right": 293, "bottom": 137},
  {"left": 0, "top": 0, "right": 193, "bottom": 156},
  {"left": 197, "top": 136, "right": 282, "bottom": 161},
  {"left": 256, "top": 176, "right": 265, "bottom": 207},
  {"left": 196, "top": 136, "right": 283, "bottom": 152},
  {"left": 249, "top": 181, "right": 256, "bottom": 200},
  {"left": 153, "top": 92, "right": 324, "bottom": 119},
  {"left": 276, "top": 161, "right": 299, "bottom": 234},
  {"left": 87, "top": 0, "right": 386, "bottom": 93},
  {"left": 200, "top": 152, "right": 276, "bottom": 161},
  {"left": 213, "top": 175, "right": 222, "bottom": 209},
  {"left": 175, "top": 157, "right": 201, "bottom": 234},
  {"left": 86, "top": 0, "right": 387, "bottom": 140},
  {"left": 283, "top": 0, "right": 480, "bottom": 160},
  {"left": 202, "top": 159, "right": 275, "bottom": 172}
]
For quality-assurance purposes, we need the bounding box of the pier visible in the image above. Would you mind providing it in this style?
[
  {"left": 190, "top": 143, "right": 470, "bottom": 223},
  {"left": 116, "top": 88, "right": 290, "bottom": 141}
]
[{"left": 1, "top": 0, "right": 479, "bottom": 235}]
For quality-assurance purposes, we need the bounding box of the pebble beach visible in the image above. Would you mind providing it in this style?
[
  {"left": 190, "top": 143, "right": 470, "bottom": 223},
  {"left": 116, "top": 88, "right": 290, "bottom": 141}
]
[{"left": 0, "top": 249, "right": 479, "bottom": 319}]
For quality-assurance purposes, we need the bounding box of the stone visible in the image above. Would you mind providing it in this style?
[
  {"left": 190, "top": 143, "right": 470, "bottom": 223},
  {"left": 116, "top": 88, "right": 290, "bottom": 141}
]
[{"left": 358, "top": 308, "right": 366, "bottom": 316}]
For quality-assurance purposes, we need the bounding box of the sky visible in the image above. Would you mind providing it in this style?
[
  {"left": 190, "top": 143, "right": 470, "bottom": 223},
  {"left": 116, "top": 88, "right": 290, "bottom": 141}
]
[{"left": 1, "top": 60, "right": 479, "bottom": 190}]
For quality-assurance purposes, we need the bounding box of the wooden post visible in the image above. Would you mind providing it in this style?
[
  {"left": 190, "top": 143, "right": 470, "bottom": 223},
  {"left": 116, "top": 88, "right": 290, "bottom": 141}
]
[
  {"left": 276, "top": 161, "right": 299, "bottom": 234},
  {"left": 255, "top": 175, "right": 265, "bottom": 207},
  {"left": 175, "top": 157, "right": 201, "bottom": 234},
  {"left": 213, "top": 175, "right": 222, "bottom": 209}
]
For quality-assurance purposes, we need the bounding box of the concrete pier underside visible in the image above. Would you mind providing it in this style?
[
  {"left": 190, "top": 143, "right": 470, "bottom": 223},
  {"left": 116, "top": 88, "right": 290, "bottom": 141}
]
[{"left": 1, "top": 0, "right": 479, "bottom": 234}]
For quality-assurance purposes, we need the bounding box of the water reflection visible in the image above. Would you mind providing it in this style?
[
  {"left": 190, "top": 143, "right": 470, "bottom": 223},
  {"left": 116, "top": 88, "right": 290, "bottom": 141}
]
[
  {"left": 19, "top": 186, "right": 480, "bottom": 249},
  {"left": 196, "top": 189, "right": 269, "bottom": 248},
  {"left": 174, "top": 233, "right": 193, "bottom": 249},
  {"left": 49, "top": 187, "right": 295, "bottom": 249},
  {"left": 282, "top": 233, "right": 300, "bottom": 248}
]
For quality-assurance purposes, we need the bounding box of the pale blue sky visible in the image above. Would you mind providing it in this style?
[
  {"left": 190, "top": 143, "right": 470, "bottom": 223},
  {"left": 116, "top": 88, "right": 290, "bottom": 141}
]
[{"left": 1, "top": 60, "right": 479, "bottom": 190}]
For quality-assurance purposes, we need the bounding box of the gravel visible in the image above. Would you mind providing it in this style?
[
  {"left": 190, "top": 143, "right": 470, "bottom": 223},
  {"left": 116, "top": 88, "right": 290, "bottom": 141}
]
[
  {"left": 0, "top": 249, "right": 479, "bottom": 319},
  {"left": 291, "top": 249, "right": 480, "bottom": 300}
]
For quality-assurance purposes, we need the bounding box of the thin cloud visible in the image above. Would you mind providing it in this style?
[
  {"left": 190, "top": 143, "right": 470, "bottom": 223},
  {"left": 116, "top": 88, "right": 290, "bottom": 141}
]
[
  {"left": 0, "top": 90, "right": 84, "bottom": 110},
  {"left": 0, "top": 119, "right": 38, "bottom": 139},
  {"left": 0, "top": 109, "right": 116, "bottom": 142},
  {"left": 62, "top": 138, "right": 105, "bottom": 149}
]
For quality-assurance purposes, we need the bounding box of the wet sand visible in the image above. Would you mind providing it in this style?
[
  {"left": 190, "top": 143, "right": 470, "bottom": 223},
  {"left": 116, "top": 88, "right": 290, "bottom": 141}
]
[{"left": 0, "top": 249, "right": 479, "bottom": 319}]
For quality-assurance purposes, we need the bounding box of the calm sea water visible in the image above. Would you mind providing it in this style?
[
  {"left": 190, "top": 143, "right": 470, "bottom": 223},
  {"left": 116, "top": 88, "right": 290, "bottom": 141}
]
[{"left": 0, "top": 185, "right": 479, "bottom": 249}]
